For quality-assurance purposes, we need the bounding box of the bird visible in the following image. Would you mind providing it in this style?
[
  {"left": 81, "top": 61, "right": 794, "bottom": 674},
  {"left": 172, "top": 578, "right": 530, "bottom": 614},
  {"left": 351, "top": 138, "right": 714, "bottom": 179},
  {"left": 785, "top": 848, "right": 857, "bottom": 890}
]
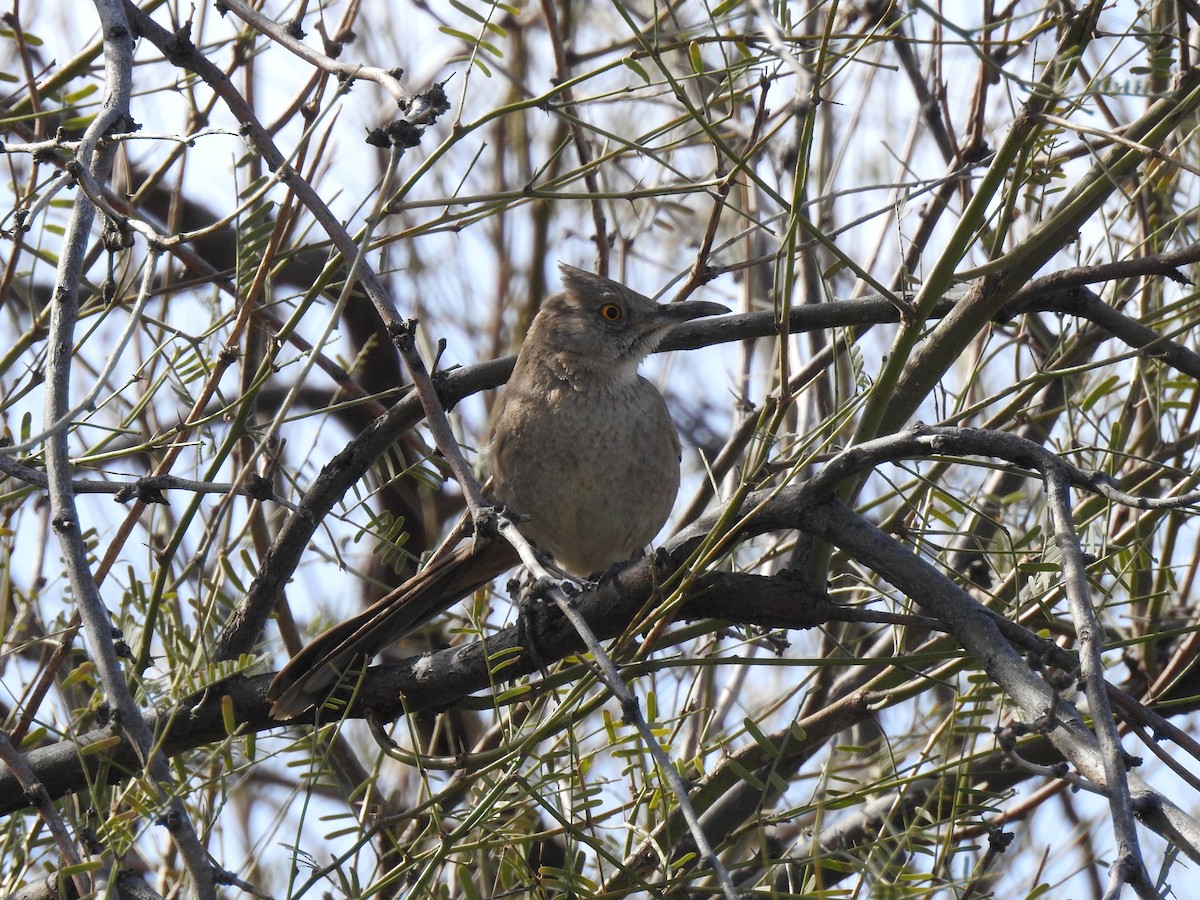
[{"left": 267, "top": 263, "right": 727, "bottom": 717}]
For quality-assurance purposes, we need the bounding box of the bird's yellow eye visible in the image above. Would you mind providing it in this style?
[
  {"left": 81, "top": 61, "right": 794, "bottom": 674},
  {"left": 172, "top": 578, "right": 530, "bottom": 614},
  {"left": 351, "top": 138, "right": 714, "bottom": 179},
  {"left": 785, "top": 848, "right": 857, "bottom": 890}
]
[{"left": 599, "top": 303, "right": 623, "bottom": 321}]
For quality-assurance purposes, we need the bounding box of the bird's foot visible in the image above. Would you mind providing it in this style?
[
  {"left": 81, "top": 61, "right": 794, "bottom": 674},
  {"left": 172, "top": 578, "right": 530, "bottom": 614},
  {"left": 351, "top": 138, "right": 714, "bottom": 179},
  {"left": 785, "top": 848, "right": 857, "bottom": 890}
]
[{"left": 515, "top": 588, "right": 554, "bottom": 679}]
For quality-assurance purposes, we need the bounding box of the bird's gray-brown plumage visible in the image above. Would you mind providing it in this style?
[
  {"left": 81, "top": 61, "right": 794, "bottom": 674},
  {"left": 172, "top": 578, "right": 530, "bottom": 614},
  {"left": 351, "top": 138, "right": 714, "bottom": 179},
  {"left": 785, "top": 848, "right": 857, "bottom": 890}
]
[{"left": 268, "top": 264, "right": 726, "bottom": 717}]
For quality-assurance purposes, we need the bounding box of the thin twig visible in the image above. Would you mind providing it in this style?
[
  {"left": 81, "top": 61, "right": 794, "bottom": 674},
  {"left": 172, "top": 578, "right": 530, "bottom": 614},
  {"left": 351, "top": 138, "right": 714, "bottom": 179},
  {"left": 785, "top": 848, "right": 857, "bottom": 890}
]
[
  {"left": 0, "top": 731, "right": 91, "bottom": 898},
  {"left": 43, "top": 2, "right": 216, "bottom": 896},
  {"left": 1045, "top": 468, "right": 1154, "bottom": 898},
  {"left": 1, "top": 249, "right": 161, "bottom": 456},
  {"left": 219, "top": 0, "right": 412, "bottom": 107},
  {"left": 0, "top": 452, "right": 304, "bottom": 511},
  {"left": 538, "top": 0, "right": 609, "bottom": 271},
  {"left": 493, "top": 515, "right": 743, "bottom": 900}
]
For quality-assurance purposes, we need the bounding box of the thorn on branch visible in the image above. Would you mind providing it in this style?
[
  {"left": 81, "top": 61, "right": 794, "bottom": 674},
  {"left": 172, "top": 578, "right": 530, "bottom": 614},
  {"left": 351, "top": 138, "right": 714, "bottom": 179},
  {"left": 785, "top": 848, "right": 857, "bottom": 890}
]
[
  {"left": 108, "top": 114, "right": 140, "bottom": 137},
  {"left": 330, "top": 26, "right": 357, "bottom": 51},
  {"left": 387, "top": 319, "right": 418, "bottom": 352},
  {"left": 417, "top": 80, "right": 451, "bottom": 119},
  {"left": 245, "top": 474, "right": 276, "bottom": 503},
  {"left": 986, "top": 823, "right": 1014, "bottom": 852},
  {"left": 473, "top": 505, "right": 505, "bottom": 541},
  {"left": 619, "top": 695, "right": 640, "bottom": 726},
  {"left": 102, "top": 217, "right": 135, "bottom": 251},
  {"left": 368, "top": 119, "right": 423, "bottom": 149},
  {"left": 120, "top": 478, "right": 169, "bottom": 506},
  {"left": 529, "top": 575, "right": 564, "bottom": 604},
  {"left": 1130, "top": 793, "right": 1156, "bottom": 816},
  {"left": 164, "top": 22, "right": 196, "bottom": 63}
]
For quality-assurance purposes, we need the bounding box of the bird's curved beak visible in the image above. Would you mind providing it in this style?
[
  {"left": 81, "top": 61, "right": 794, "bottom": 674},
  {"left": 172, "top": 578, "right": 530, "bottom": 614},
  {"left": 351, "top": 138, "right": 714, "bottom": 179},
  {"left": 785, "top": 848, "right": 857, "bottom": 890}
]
[{"left": 656, "top": 299, "right": 730, "bottom": 322}]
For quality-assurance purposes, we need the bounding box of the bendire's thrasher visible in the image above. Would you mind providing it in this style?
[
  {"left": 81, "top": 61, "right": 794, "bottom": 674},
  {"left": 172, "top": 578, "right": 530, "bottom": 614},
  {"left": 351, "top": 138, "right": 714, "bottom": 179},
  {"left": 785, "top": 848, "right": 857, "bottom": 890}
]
[{"left": 268, "top": 264, "right": 727, "bottom": 717}]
